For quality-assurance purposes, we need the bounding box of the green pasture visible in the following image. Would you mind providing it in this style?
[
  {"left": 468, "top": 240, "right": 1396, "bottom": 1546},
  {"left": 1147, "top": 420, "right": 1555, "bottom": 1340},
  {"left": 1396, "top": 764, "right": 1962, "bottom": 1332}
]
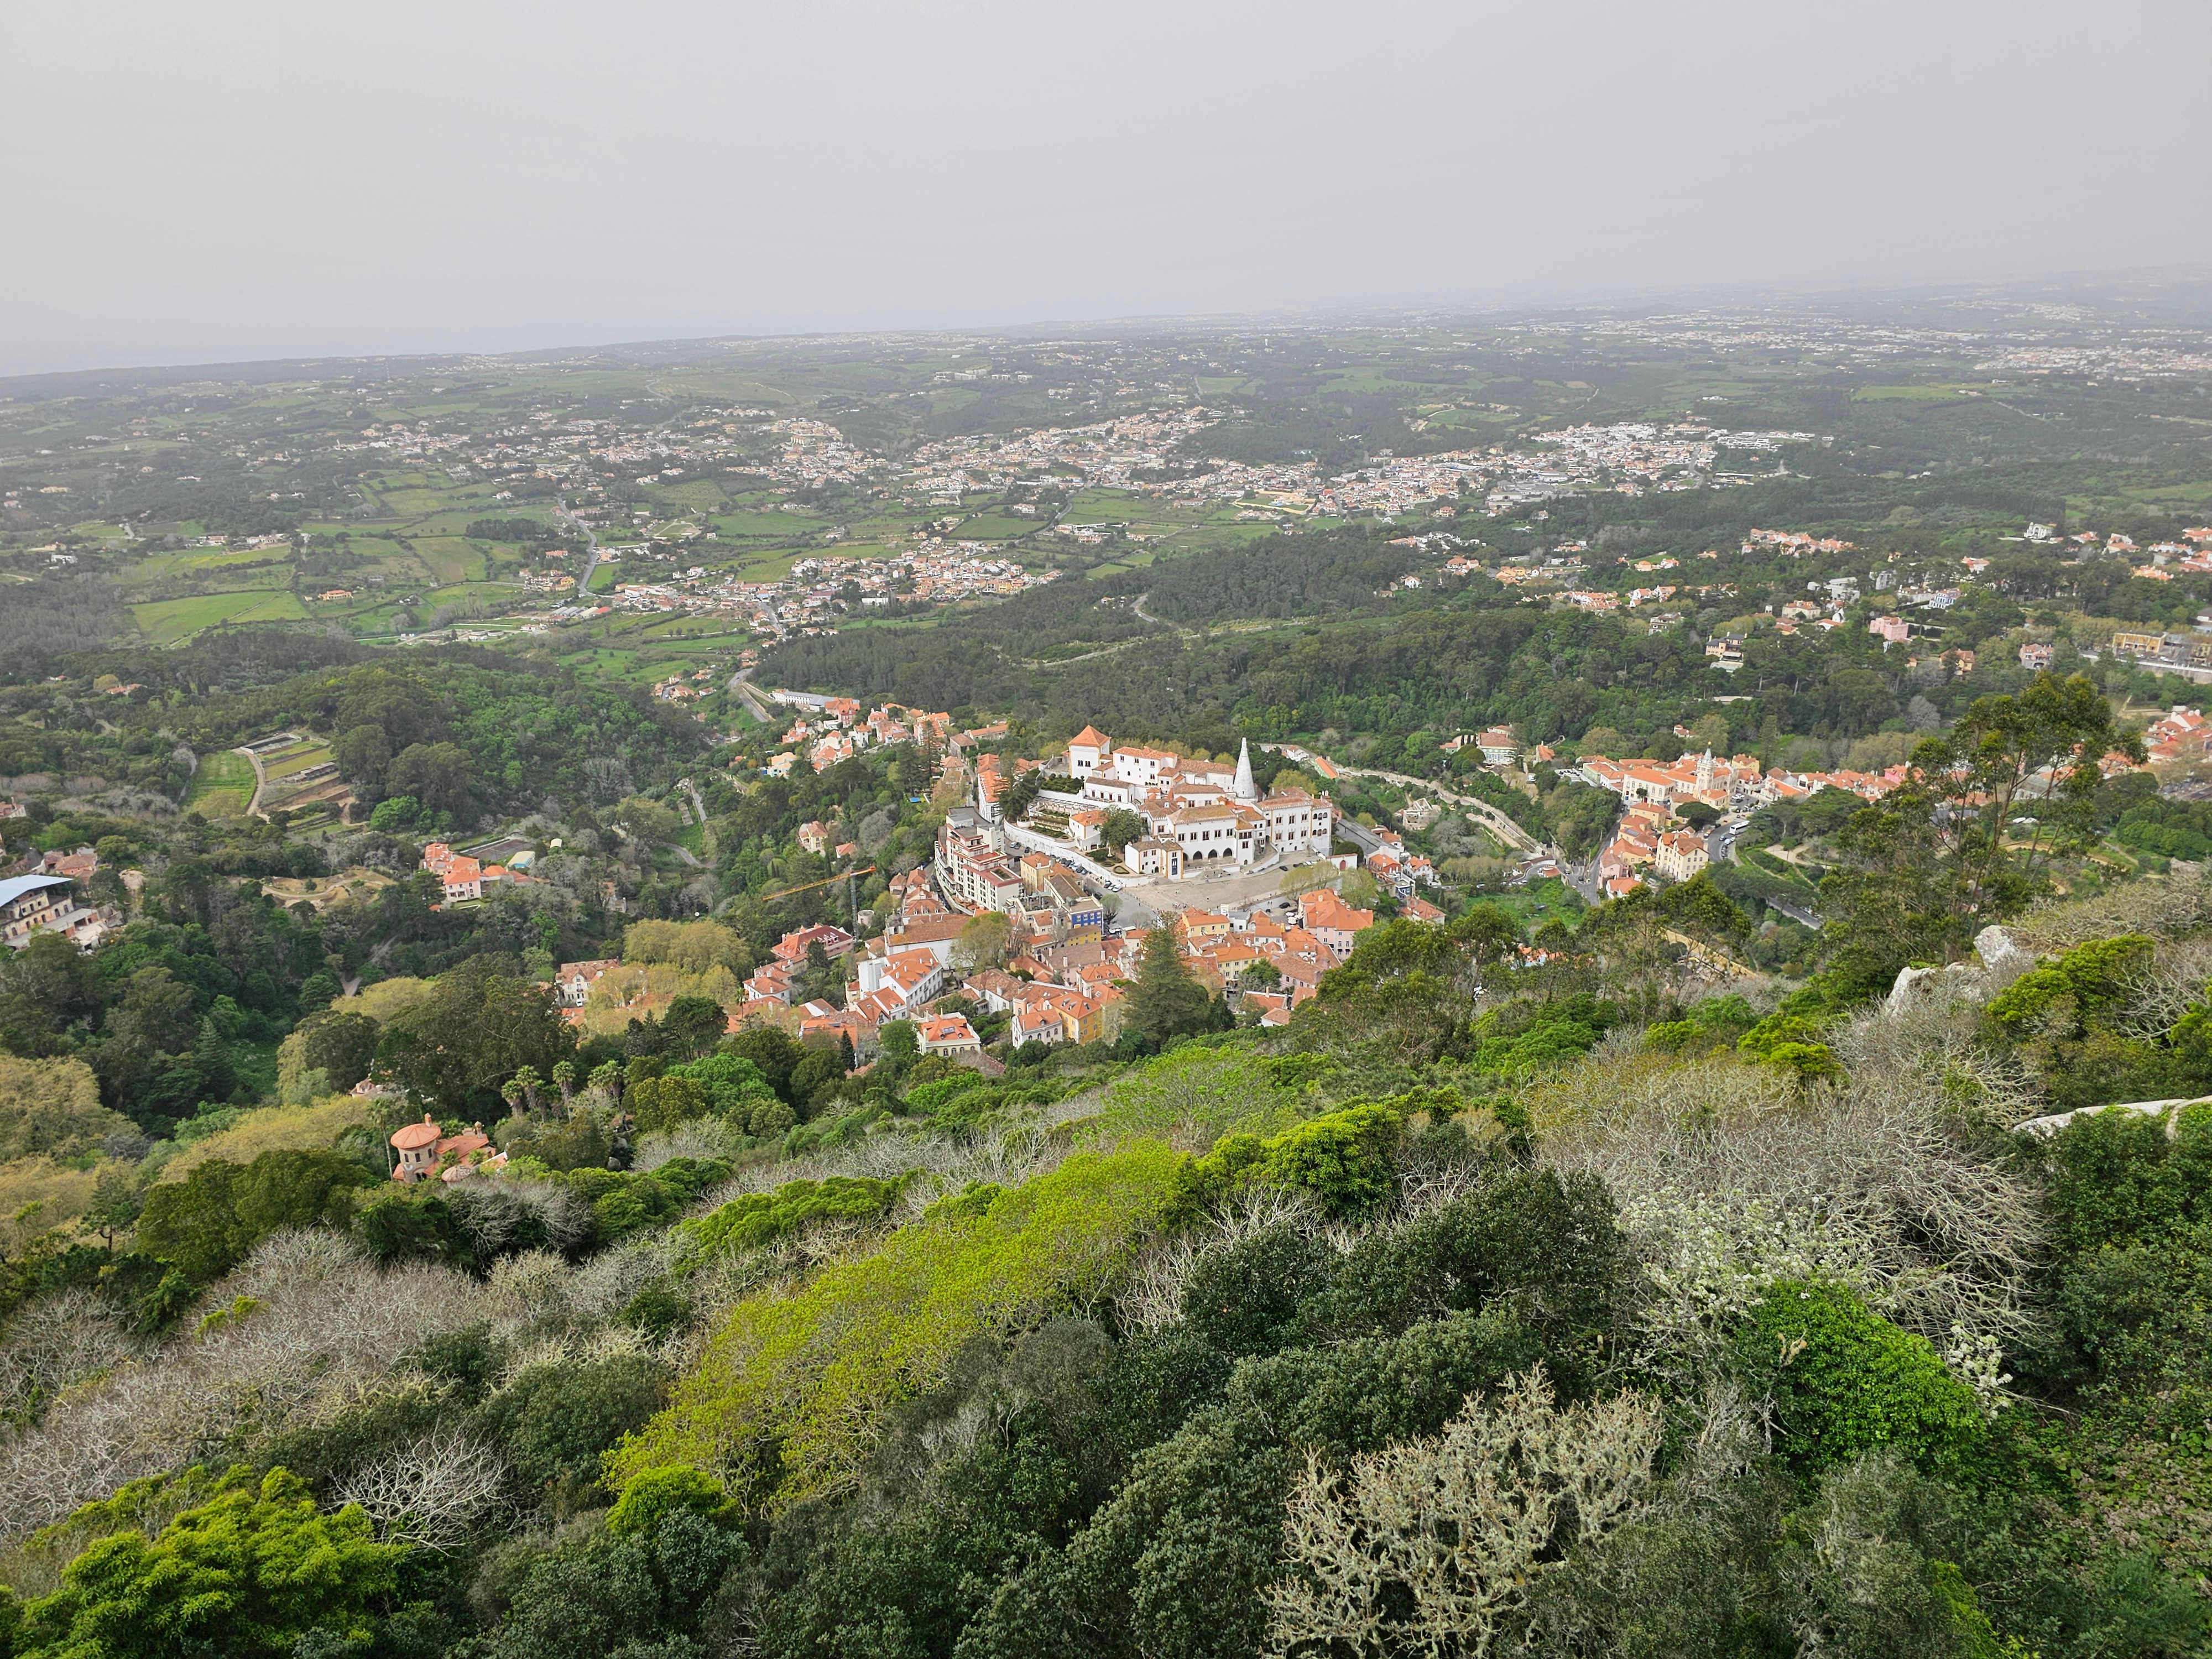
[
  {"left": 716, "top": 509, "right": 823, "bottom": 537},
  {"left": 184, "top": 750, "right": 257, "bottom": 817},
  {"left": 943, "top": 513, "right": 1036, "bottom": 540},
  {"left": 133, "top": 588, "right": 302, "bottom": 645},
  {"left": 409, "top": 538, "right": 487, "bottom": 583},
  {"left": 1850, "top": 384, "right": 1996, "bottom": 402},
  {"left": 126, "top": 547, "right": 291, "bottom": 583}
]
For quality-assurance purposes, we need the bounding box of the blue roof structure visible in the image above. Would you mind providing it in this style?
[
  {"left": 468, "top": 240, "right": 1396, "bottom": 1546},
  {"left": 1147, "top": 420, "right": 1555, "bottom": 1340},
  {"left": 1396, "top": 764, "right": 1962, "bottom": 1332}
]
[{"left": 0, "top": 874, "right": 72, "bottom": 910}]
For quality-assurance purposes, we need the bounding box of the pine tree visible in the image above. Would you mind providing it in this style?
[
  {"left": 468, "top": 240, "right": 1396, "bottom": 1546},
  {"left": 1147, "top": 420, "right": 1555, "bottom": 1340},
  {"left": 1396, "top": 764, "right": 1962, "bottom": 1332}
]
[{"left": 1126, "top": 927, "right": 1210, "bottom": 1043}]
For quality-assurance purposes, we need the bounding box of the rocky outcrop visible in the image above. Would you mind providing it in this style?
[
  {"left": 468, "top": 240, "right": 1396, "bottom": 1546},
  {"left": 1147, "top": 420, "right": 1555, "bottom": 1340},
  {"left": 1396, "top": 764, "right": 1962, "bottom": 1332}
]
[{"left": 1885, "top": 926, "right": 2032, "bottom": 1014}]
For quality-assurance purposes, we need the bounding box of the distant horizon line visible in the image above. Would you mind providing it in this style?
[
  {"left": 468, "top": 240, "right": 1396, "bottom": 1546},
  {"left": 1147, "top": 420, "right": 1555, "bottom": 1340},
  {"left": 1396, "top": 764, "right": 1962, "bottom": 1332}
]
[{"left": 8, "top": 262, "right": 2210, "bottom": 392}]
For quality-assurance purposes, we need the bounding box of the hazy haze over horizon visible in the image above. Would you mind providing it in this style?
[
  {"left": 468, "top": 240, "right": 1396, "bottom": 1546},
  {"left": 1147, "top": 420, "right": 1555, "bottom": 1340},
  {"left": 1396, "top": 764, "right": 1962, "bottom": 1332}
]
[{"left": 3, "top": 0, "right": 2206, "bottom": 378}]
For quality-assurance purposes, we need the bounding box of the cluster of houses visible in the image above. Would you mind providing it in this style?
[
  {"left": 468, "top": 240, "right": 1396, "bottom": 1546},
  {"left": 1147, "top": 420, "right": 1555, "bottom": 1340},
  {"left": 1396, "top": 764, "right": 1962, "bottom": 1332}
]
[
  {"left": 419, "top": 841, "right": 537, "bottom": 905},
  {"left": 761, "top": 692, "right": 1002, "bottom": 778},
  {"left": 2105, "top": 629, "right": 2212, "bottom": 678},
  {"left": 2141, "top": 705, "right": 2212, "bottom": 767},
  {"left": 1564, "top": 745, "right": 1916, "bottom": 898}
]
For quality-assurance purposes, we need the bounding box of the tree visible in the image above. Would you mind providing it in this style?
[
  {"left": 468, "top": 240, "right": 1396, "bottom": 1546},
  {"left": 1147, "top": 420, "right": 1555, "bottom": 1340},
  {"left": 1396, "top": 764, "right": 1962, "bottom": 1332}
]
[
  {"left": 479, "top": 1355, "right": 668, "bottom": 1490},
  {"left": 85, "top": 1163, "right": 145, "bottom": 1253},
  {"left": 9, "top": 1466, "right": 416, "bottom": 1659},
  {"left": 502, "top": 1065, "right": 546, "bottom": 1119},
  {"left": 298, "top": 1011, "right": 379, "bottom": 1094},
  {"left": 1650, "top": 871, "right": 1754, "bottom": 950},
  {"left": 1734, "top": 1281, "right": 1984, "bottom": 1477},
  {"left": 1906, "top": 672, "right": 2144, "bottom": 925},
  {"left": 1267, "top": 1370, "right": 1660, "bottom": 1658},
  {"left": 614, "top": 795, "right": 681, "bottom": 847},
  {"left": 333, "top": 724, "right": 392, "bottom": 797},
  {"left": 727, "top": 1026, "right": 805, "bottom": 1105},
  {"left": 623, "top": 918, "right": 750, "bottom": 975},
  {"left": 1334, "top": 919, "right": 1463, "bottom": 987},
  {"left": 387, "top": 740, "right": 475, "bottom": 822},
  {"left": 878, "top": 1019, "right": 919, "bottom": 1065},
  {"left": 374, "top": 957, "right": 575, "bottom": 1119},
  {"left": 1100, "top": 808, "right": 1146, "bottom": 857},
  {"left": 137, "top": 1150, "right": 373, "bottom": 1284},
  {"left": 953, "top": 912, "right": 1013, "bottom": 974},
  {"left": 1338, "top": 869, "right": 1384, "bottom": 909},
  {"left": 1545, "top": 783, "right": 1619, "bottom": 860},
  {"left": 1000, "top": 772, "right": 1044, "bottom": 823},
  {"left": 0, "top": 931, "right": 101, "bottom": 1056},
  {"left": 1126, "top": 928, "right": 1212, "bottom": 1044},
  {"left": 1449, "top": 902, "right": 1522, "bottom": 969},
  {"left": 0, "top": 1055, "right": 132, "bottom": 1161},
  {"left": 1686, "top": 712, "right": 1731, "bottom": 754},
  {"left": 659, "top": 995, "right": 728, "bottom": 1061}
]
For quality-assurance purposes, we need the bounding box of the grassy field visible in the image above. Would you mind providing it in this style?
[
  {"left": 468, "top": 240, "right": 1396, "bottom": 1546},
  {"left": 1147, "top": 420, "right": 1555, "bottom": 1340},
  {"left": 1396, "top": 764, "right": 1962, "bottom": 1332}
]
[
  {"left": 412, "top": 538, "right": 489, "bottom": 584},
  {"left": 945, "top": 512, "right": 1037, "bottom": 540},
  {"left": 227, "top": 591, "right": 308, "bottom": 626},
  {"left": 1850, "top": 384, "right": 1996, "bottom": 401},
  {"left": 126, "top": 547, "right": 291, "bottom": 582},
  {"left": 132, "top": 588, "right": 298, "bottom": 645},
  {"left": 185, "top": 750, "right": 257, "bottom": 817}
]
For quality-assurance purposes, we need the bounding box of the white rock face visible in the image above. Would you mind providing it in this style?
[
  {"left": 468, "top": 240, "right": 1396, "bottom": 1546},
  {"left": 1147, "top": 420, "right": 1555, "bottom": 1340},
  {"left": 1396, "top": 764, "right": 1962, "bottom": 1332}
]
[
  {"left": 1886, "top": 963, "right": 1943, "bottom": 1013},
  {"left": 1974, "top": 925, "right": 2032, "bottom": 972}
]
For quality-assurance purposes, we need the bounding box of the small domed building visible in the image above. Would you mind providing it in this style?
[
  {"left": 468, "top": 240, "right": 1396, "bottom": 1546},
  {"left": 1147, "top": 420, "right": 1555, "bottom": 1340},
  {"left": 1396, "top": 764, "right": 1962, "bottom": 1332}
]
[{"left": 389, "top": 1114, "right": 493, "bottom": 1183}]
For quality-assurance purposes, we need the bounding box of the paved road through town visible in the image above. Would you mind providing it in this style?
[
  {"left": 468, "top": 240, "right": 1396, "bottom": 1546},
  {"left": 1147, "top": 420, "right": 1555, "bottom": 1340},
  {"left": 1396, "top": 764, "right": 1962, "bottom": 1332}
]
[{"left": 556, "top": 495, "right": 604, "bottom": 599}]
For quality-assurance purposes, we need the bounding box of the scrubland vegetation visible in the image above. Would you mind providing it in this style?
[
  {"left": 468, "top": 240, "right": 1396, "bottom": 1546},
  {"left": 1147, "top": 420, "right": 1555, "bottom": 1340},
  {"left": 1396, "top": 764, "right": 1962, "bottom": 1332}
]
[{"left": 1, "top": 844, "right": 2210, "bottom": 1655}]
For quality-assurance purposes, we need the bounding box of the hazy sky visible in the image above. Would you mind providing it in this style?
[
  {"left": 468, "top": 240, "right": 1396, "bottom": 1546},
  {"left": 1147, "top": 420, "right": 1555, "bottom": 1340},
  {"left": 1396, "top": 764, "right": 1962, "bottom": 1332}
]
[{"left": 3, "top": 0, "right": 2206, "bottom": 375}]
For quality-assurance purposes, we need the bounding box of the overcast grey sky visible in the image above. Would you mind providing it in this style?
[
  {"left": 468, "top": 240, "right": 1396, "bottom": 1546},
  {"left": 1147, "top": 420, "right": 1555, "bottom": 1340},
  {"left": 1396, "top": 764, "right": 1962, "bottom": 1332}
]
[{"left": 2, "top": 0, "right": 2206, "bottom": 375}]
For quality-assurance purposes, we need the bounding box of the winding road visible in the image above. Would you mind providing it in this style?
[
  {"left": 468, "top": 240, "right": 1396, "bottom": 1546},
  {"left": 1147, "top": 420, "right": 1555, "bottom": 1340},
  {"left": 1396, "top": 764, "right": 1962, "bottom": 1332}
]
[
  {"left": 556, "top": 495, "right": 604, "bottom": 598},
  {"left": 1277, "top": 754, "right": 1541, "bottom": 854}
]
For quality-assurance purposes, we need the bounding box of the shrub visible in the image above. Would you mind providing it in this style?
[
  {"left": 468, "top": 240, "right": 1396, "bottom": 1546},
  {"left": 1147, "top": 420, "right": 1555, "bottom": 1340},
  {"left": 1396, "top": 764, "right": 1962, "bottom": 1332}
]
[
  {"left": 607, "top": 1466, "right": 740, "bottom": 1538},
  {"left": 1467, "top": 994, "right": 1615, "bottom": 1077},
  {"left": 1736, "top": 1280, "right": 1984, "bottom": 1477},
  {"left": 671, "top": 1175, "right": 905, "bottom": 1270},
  {"left": 1179, "top": 1223, "right": 1339, "bottom": 1358},
  {"left": 606, "top": 1143, "right": 1183, "bottom": 1510},
  {"left": 1169, "top": 1097, "right": 1413, "bottom": 1222},
  {"left": 1986, "top": 933, "right": 2154, "bottom": 1034},
  {"left": 1294, "top": 1168, "right": 1626, "bottom": 1363},
  {"left": 136, "top": 1150, "right": 372, "bottom": 1284},
  {"left": 479, "top": 1354, "right": 669, "bottom": 1491},
  {"left": 2031, "top": 1101, "right": 2212, "bottom": 1258},
  {"left": 2056, "top": 1222, "right": 2212, "bottom": 1396},
  {"left": 8, "top": 1465, "right": 414, "bottom": 1658}
]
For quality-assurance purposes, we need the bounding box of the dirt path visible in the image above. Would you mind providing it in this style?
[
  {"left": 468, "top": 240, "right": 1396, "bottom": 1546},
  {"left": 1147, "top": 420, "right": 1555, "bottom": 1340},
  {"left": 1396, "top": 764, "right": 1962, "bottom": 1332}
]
[{"left": 237, "top": 746, "right": 269, "bottom": 817}]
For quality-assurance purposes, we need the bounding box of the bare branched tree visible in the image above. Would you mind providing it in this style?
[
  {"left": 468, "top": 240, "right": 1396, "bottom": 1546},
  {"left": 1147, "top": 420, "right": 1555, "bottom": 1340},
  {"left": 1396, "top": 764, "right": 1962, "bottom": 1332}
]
[
  {"left": 0, "top": 1232, "right": 493, "bottom": 1540},
  {"left": 334, "top": 1425, "right": 510, "bottom": 1550},
  {"left": 0, "top": 1290, "right": 140, "bottom": 1423},
  {"left": 2017, "top": 864, "right": 2212, "bottom": 950},
  {"left": 1542, "top": 1054, "right": 2043, "bottom": 1366},
  {"left": 1266, "top": 1369, "right": 1661, "bottom": 1658}
]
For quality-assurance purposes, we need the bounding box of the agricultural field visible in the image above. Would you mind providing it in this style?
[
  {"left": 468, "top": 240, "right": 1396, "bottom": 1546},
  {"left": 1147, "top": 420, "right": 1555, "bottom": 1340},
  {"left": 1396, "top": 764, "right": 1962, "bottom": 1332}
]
[
  {"left": 182, "top": 748, "right": 257, "bottom": 816},
  {"left": 132, "top": 588, "right": 304, "bottom": 645}
]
